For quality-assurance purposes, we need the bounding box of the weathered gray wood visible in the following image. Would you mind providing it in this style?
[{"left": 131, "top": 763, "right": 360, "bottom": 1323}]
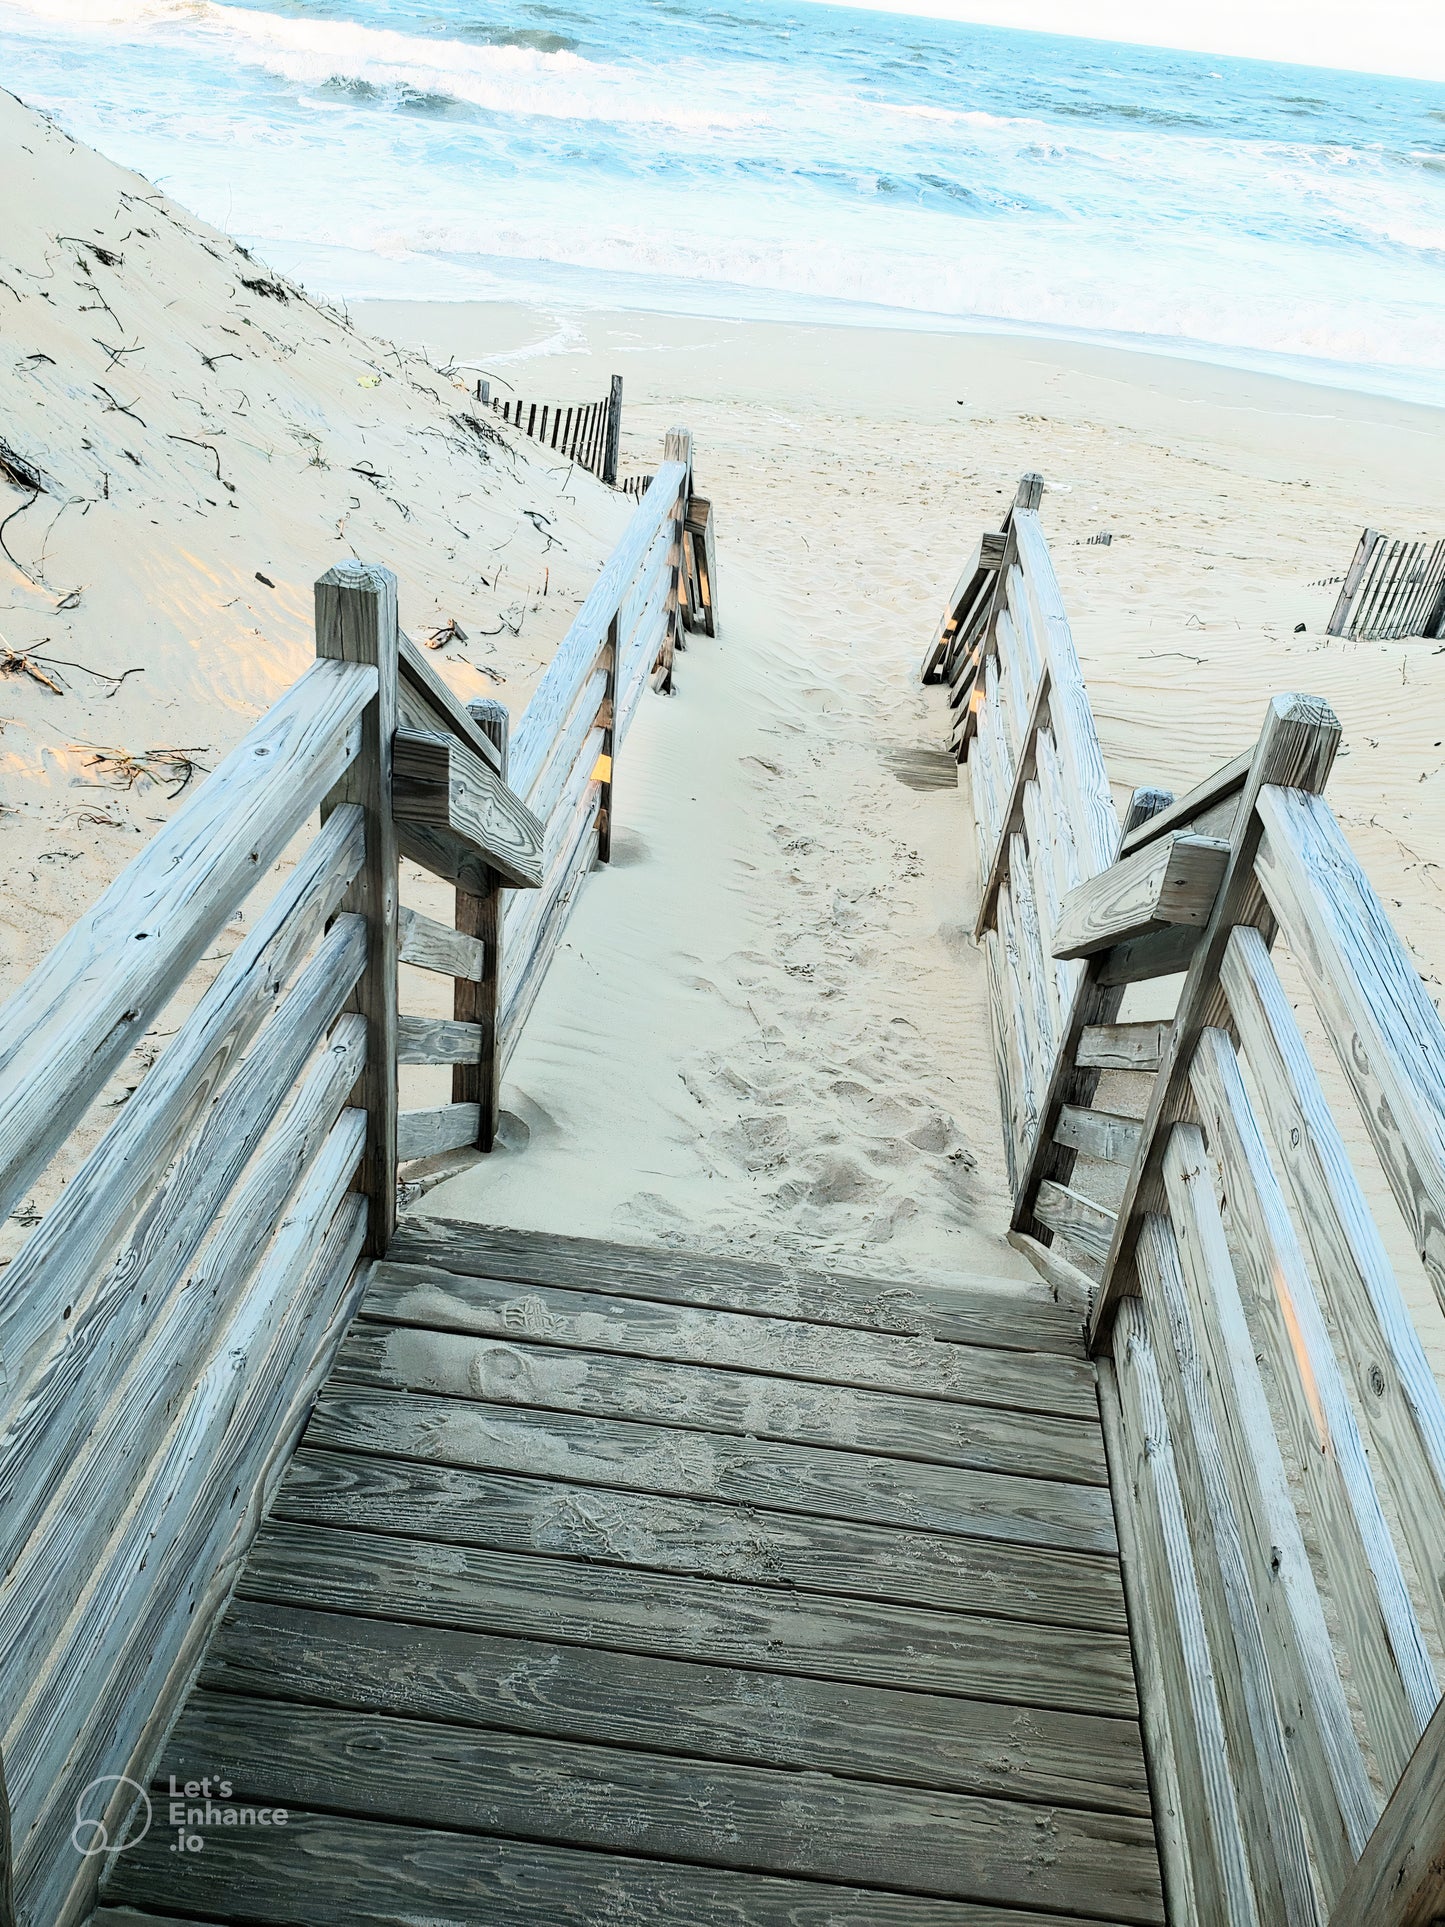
[
  {"left": 385, "top": 1217, "right": 1088, "bottom": 1354},
  {"left": 0, "top": 654, "right": 373, "bottom": 1232},
  {"left": 1254, "top": 781, "right": 1445, "bottom": 1317},
  {"left": 239, "top": 1519, "right": 1137, "bottom": 1715},
  {"left": 277, "top": 1446, "right": 1122, "bottom": 1629},
  {"left": 1093, "top": 693, "right": 1342, "bottom": 1338},
  {"left": 363, "top": 1261, "right": 1099, "bottom": 1425},
  {"left": 1035, "top": 1182, "right": 1116, "bottom": 1266},
  {"left": 1327, "top": 1688, "right": 1445, "bottom": 1927},
  {"left": 397, "top": 1103, "right": 481, "bottom": 1164},
  {"left": 1110, "top": 1293, "right": 1261, "bottom": 1927},
  {"left": 499, "top": 790, "right": 601, "bottom": 1070},
  {"left": 1055, "top": 1106, "right": 1142, "bottom": 1165},
  {"left": 317, "top": 560, "right": 399, "bottom": 1256},
  {"left": 1133, "top": 1212, "right": 1316, "bottom": 1927},
  {"left": 307, "top": 1385, "right": 1117, "bottom": 1553},
  {"left": 1093, "top": 922, "right": 1202, "bottom": 988},
  {"left": 687, "top": 494, "right": 718, "bottom": 638},
  {"left": 105, "top": 1806, "right": 1146, "bottom": 1927},
  {"left": 452, "top": 696, "right": 508, "bottom": 1152},
  {"left": 1, "top": 913, "right": 367, "bottom": 1587},
  {"left": 1221, "top": 922, "right": 1445, "bottom": 1660},
  {"left": 1160, "top": 1122, "right": 1374, "bottom": 1879},
  {"left": 921, "top": 535, "right": 988, "bottom": 682},
  {"left": 1327, "top": 528, "right": 1381, "bottom": 636},
  {"left": 1188, "top": 1025, "right": 1436, "bottom": 1785},
  {"left": 398, "top": 630, "right": 502, "bottom": 772},
  {"left": 1005, "top": 1230, "right": 1096, "bottom": 1313},
  {"left": 0, "top": 802, "right": 363, "bottom": 1464},
  {"left": 157, "top": 1692, "right": 1162, "bottom": 1920},
  {"left": 204, "top": 1596, "right": 1144, "bottom": 1810},
  {"left": 509, "top": 460, "right": 688, "bottom": 800},
  {"left": 1118, "top": 749, "right": 1252, "bottom": 857},
  {"left": 0, "top": 1016, "right": 365, "bottom": 1747},
  {"left": 339, "top": 1316, "right": 1105, "bottom": 1486},
  {"left": 393, "top": 727, "right": 543, "bottom": 892},
  {"left": 1052, "top": 835, "right": 1229, "bottom": 961},
  {"left": 398, "top": 904, "right": 484, "bottom": 980},
  {"left": 1095, "top": 1353, "right": 1201, "bottom": 1927},
  {"left": 1077, "top": 1022, "right": 1169, "bottom": 1072},
  {"left": 397, "top": 1014, "right": 483, "bottom": 1065}
]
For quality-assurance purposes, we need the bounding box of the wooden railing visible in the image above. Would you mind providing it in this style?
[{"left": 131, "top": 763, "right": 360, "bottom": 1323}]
[
  {"left": 478, "top": 372, "right": 623, "bottom": 487},
  {"left": 0, "top": 427, "right": 712, "bottom": 1927},
  {"left": 928, "top": 475, "right": 1445, "bottom": 1926}
]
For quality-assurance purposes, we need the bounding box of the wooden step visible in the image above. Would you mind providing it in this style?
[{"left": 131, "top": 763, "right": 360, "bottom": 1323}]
[
  {"left": 1055, "top": 1106, "right": 1143, "bottom": 1166},
  {"left": 1076, "top": 1022, "right": 1169, "bottom": 1072}
]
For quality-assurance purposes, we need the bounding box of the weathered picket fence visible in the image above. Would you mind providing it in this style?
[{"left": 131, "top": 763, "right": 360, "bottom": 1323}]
[
  {"left": 929, "top": 474, "right": 1445, "bottom": 1926},
  {"left": 0, "top": 427, "right": 712, "bottom": 1927},
  {"left": 477, "top": 372, "right": 623, "bottom": 487},
  {"left": 1327, "top": 525, "right": 1445, "bottom": 641}
]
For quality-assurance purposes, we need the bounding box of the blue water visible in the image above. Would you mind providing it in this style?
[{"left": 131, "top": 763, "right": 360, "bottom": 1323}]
[{"left": 7, "top": 0, "right": 1445, "bottom": 400}]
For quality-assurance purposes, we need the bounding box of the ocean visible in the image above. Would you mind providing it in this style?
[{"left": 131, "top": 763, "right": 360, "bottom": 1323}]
[{"left": 5, "top": 0, "right": 1445, "bottom": 402}]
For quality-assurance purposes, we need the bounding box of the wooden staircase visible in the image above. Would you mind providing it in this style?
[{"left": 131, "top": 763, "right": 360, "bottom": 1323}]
[{"left": 97, "top": 1225, "right": 1163, "bottom": 1927}]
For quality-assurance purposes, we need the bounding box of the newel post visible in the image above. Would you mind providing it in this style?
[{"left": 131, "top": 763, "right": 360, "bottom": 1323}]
[
  {"left": 455, "top": 697, "right": 509, "bottom": 1151},
  {"left": 315, "top": 561, "right": 399, "bottom": 1253}
]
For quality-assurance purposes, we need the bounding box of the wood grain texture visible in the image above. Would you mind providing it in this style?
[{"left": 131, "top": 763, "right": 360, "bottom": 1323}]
[
  {"left": 1055, "top": 1107, "right": 1142, "bottom": 1165},
  {"left": 393, "top": 726, "right": 543, "bottom": 892},
  {"left": 362, "top": 1260, "right": 1099, "bottom": 1422},
  {"left": 275, "top": 1446, "right": 1123, "bottom": 1629},
  {"left": 1254, "top": 781, "right": 1445, "bottom": 1315},
  {"left": 397, "top": 1014, "right": 483, "bottom": 1064},
  {"left": 1035, "top": 1183, "right": 1116, "bottom": 1266},
  {"left": 154, "top": 1692, "right": 1162, "bottom": 1921},
  {"left": 0, "top": 654, "right": 372, "bottom": 1233},
  {"left": 398, "top": 904, "right": 484, "bottom": 980},
  {"left": 398, "top": 630, "right": 503, "bottom": 772},
  {"left": 203, "top": 1596, "right": 1145, "bottom": 1810},
  {"left": 238, "top": 1519, "right": 1138, "bottom": 1715},
  {"left": 397, "top": 1103, "right": 481, "bottom": 1163},
  {"left": 1077, "top": 1023, "right": 1169, "bottom": 1072},
  {"left": 1118, "top": 748, "right": 1252, "bottom": 857},
  {"left": 306, "top": 1385, "right": 1118, "bottom": 1553},
  {"left": 1052, "top": 835, "right": 1229, "bottom": 962},
  {"left": 1327, "top": 1688, "right": 1445, "bottom": 1927},
  {"left": 387, "top": 1218, "right": 1089, "bottom": 1353},
  {"left": 105, "top": 1807, "right": 1146, "bottom": 1927}
]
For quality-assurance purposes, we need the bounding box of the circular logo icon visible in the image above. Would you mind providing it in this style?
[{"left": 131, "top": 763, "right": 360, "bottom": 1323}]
[{"left": 71, "top": 1776, "right": 152, "bottom": 1857}]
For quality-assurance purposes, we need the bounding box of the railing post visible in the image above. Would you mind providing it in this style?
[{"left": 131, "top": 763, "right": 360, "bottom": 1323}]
[
  {"left": 455, "top": 697, "right": 509, "bottom": 1151},
  {"left": 655, "top": 428, "right": 692, "bottom": 695},
  {"left": 315, "top": 562, "right": 399, "bottom": 1254},
  {"left": 597, "top": 613, "right": 618, "bottom": 865},
  {"left": 603, "top": 374, "right": 623, "bottom": 487}
]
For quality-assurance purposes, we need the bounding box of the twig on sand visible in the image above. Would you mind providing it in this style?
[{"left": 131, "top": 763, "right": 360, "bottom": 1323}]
[
  {"left": 70, "top": 742, "right": 209, "bottom": 797},
  {"left": 1, "top": 646, "right": 64, "bottom": 694},
  {"left": 96, "top": 385, "right": 145, "bottom": 425},
  {"left": 167, "top": 434, "right": 235, "bottom": 492}
]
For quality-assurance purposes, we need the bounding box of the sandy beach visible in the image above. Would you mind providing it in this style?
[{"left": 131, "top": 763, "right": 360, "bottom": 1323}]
[{"left": 348, "top": 297, "right": 1445, "bottom": 1281}]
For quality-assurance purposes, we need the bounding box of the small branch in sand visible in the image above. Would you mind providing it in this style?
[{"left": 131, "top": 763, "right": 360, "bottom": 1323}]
[
  {"left": 1, "top": 647, "right": 64, "bottom": 694},
  {"left": 93, "top": 338, "right": 143, "bottom": 371},
  {"left": 96, "top": 384, "right": 145, "bottom": 425},
  {"left": 166, "top": 434, "right": 235, "bottom": 492},
  {"left": 70, "top": 742, "right": 210, "bottom": 798}
]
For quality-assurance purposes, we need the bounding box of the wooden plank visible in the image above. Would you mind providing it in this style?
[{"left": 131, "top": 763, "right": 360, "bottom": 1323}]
[
  {"left": 1253, "top": 782, "right": 1445, "bottom": 1315},
  {"left": 1161, "top": 1122, "right": 1374, "bottom": 1882},
  {"left": 307, "top": 1385, "right": 1118, "bottom": 1554},
  {"left": 1092, "top": 694, "right": 1342, "bottom": 1338},
  {"left": 996, "top": 876, "right": 1043, "bottom": 1168},
  {"left": 1134, "top": 1214, "right": 1315, "bottom": 1927},
  {"left": 1110, "top": 1294, "right": 1261, "bottom": 1927},
  {"left": 1035, "top": 1183, "right": 1116, "bottom": 1266},
  {"left": 338, "top": 1317, "right": 1106, "bottom": 1484},
  {"left": 204, "top": 1596, "right": 1145, "bottom": 1811},
  {"left": 1055, "top": 1106, "right": 1141, "bottom": 1165},
  {"left": 362, "top": 1261, "right": 1098, "bottom": 1423},
  {"left": 498, "top": 787, "right": 600, "bottom": 1068},
  {"left": 0, "top": 655, "right": 372, "bottom": 1232},
  {"left": 397, "top": 1014, "right": 482, "bottom": 1065},
  {"left": 920, "top": 535, "right": 987, "bottom": 682},
  {"left": 452, "top": 696, "right": 507, "bottom": 1152},
  {"left": 1118, "top": 749, "right": 1253, "bottom": 857},
  {"left": 1094, "top": 923, "right": 1202, "bottom": 988},
  {"left": 106, "top": 1807, "right": 1149, "bottom": 1927},
  {"left": 1078, "top": 1023, "right": 1169, "bottom": 1071},
  {"left": 1188, "top": 1027, "right": 1436, "bottom": 1784},
  {"left": 0, "top": 1016, "right": 365, "bottom": 1748},
  {"left": 384, "top": 1219, "right": 1088, "bottom": 1355},
  {"left": 397, "top": 1103, "right": 480, "bottom": 1163},
  {"left": 974, "top": 669, "right": 1052, "bottom": 937},
  {"left": 509, "top": 463, "right": 687, "bottom": 801},
  {"left": 399, "top": 903, "right": 484, "bottom": 980},
  {"left": 156, "top": 1692, "right": 1163, "bottom": 1921},
  {"left": 393, "top": 726, "right": 543, "bottom": 892},
  {"left": 398, "top": 630, "right": 502, "bottom": 772},
  {"left": 0, "top": 916, "right": 367, "bottom": 1586},
  {"left": 239, "top": 1519, "right": 1138, "bottom": 1716},
  {"left": 0, "top": 802, "right": 363, "bottom": 1459},
  {"left": 1052, "top": 835, "right": 1229, "bottom": 961},
  {"left": 317, "top": 560, "right": 399, "bottom": 1256},
  {"left": 1327, "top": 1688, "right": 1445, "bottom": 1927},
  {"left": 1221, "top": 923, "right": 1445, "bottom": 1659},
  {"left": 276, "top": 1446, "right": 1123, "bottom": 1628},
  {"left": 1327, "top": 528, "right": 1379, "bottom": 636}
]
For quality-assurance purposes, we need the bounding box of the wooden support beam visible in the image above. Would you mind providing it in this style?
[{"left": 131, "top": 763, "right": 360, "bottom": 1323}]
[
  {"left": 1119, "top": 749, "right": 1252, "bottom": 857},
  {"left": 1055, "top": 1105, "right": 1142, "bottom": 1165},
  {"left": 1328, "top": 1690, "right": 1445, "bottom": 1927},
  {"left": 973, "top": 667, "right": 1052, "bottom": 938},
  {"left": 1052, "top": 834, "right": 1229, "bottom": 962},
  {"left": 398, "top": 633, "right": 502, "bottom": 774},
  {"left": 452, "top": 698, "right": 508, "bottom": 1152},
  {"left": 393, "top": 727, "right": 542, "bottom": 893},
  {"left": 398, "top": 1015, "right": 483, "bottom": 1066},
  {"left": 1090, "top": 693, "right": 1341, "bottom": 1341},
  {"left": 397, "top": 1103, "right": 482, "bottom": 1164},
  {"left": 398, "top": 906, "right": 484, "bottom": 982},
  {"left": 316, "top": 560, "right": 400, "bottom": 1257},
  {"left": 1077, "top": 1022, "right": 1169, "bottom": 1071},
  {"left": 1035, "top": 1180, "right": 1117, "bottom": 1265},
  {"left": 1094, "top": 923, "right": 1203, "bottom": 989},
  {"left": 596, "top": 614, "right": 618, "bottom": 865}
]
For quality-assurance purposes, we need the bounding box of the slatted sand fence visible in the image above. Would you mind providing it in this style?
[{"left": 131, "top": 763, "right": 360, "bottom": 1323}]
[
  {"left": 926, "top": 479, "right": 1445, "bottom": 1926},
  {"left": 480, "top": 372, "right": 624, "bottom": 487},
  {"left": 0, "top": 428, "right": 713, "bottom": 1927},
  {"left": 1326, "top": 525, "right": 1445, "bottom": 640}
]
